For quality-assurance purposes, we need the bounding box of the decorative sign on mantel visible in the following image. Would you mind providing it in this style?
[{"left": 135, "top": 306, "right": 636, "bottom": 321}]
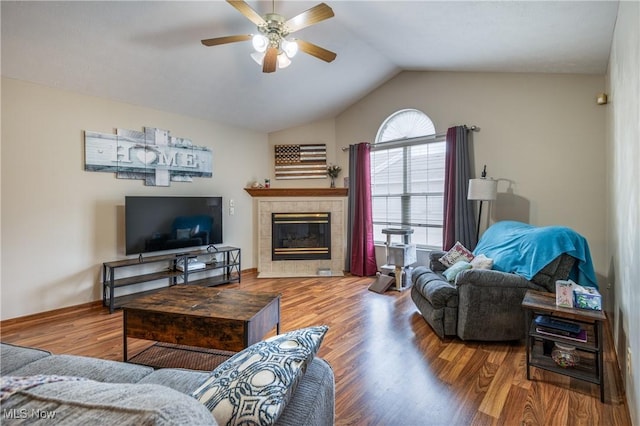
[{"left": 84, "top": 127, "right": 212, "bottom": 187}]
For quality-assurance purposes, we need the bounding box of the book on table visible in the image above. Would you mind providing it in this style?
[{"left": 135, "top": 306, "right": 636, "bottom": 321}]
[
  {"left": 535, "top": 327, "right": 587, "bottom": 343},
  {"left": 534, "top": 315, "right": 581, "bottom": 334}
]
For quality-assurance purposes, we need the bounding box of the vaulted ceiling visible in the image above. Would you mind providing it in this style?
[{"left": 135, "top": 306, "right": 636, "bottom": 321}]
[{"left": 1, "top": 1, "right": 619, "bottom": 133}]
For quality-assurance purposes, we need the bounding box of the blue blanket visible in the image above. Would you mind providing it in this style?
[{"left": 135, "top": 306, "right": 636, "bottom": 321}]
[{"left": 473, "top": 221, "right": 598, "bottom": 288}]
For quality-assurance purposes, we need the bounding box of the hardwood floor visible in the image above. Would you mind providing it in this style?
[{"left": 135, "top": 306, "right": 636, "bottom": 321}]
[{"left": 1, "top": 272, "right": 632, "bottom": 425}]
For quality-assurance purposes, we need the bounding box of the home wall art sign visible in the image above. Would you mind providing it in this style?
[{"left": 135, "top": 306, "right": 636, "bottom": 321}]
[{"left": 84, "top": 127, "right": 212, "bottom": 187}]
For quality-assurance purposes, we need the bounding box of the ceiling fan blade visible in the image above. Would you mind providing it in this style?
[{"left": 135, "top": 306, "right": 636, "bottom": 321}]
[
  {"left": 296, "top": 39, "right": 337, "bottom": 63},
  {"left": 227, "top": 0, "right": 266, "bottom": 26},
  {"left": 263, "top": 47, "right": 278, "bottom": 73},
  {"left": 285, "top": 3, "right": 334, "bottom": 33},
  {"left": 201, "top": 34, "right": 252, "bottom": 47}
]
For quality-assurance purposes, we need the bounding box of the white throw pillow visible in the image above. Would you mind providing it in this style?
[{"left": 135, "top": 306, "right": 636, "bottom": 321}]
[
  {"left": 192, "top": 325, "right": 328, "bottom": 426},
  {"left": 470, "top": 254, "right": 494, "bottom": 269}
]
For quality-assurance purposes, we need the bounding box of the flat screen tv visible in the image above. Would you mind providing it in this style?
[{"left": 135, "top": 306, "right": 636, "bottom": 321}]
[{"left": 125, "top": 196, "right": 223, "bottom": 255}]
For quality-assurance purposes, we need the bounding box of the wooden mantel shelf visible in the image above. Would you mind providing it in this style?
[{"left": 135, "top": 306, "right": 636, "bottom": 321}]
[{"left": 244, "top": 188, "right": 348, "bottom": 197}]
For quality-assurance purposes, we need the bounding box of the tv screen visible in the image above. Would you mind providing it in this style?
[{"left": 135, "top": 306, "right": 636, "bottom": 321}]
[{"left": 125, "top": 196, "right": 223, "bottom": 255}]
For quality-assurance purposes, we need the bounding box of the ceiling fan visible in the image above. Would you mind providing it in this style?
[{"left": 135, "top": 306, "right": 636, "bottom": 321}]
[{"left": 201, "top": 0, "right": 337, "bottom": 73}]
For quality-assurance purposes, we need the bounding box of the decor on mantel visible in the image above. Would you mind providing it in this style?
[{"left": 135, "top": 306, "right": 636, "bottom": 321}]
[
  {"left": 84, "top": 127, "right": 212, "bottom": 187},
  {"left": 274, "top": 144, "right": 327, "bottom": 180},
  {"left": 326, "top": 164, "right": 342, "bottom": 188},
  {"left": 244, "top": 188, "right": 347, "bottom": 197}
]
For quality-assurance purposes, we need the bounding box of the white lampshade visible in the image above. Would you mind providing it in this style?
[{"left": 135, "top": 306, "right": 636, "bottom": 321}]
[
  {"left": 252, "top": 34, "right": 269, "bottom": 52},
  {"left": 250, "top": 51, "right": 265, "bottom": 65},
  {"left": 281, "top": 39, "right": 298, "bottom": 58},
  {"left": 468, "top": 178, "right": 498, "bottom": 201},
  {"left": 277, "top": 53, "right": 291, "bottom": 69}
]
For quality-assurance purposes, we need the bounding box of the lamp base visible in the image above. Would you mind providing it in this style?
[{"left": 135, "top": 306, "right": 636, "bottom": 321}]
[{"left": 476, "top": 201, "right": 484, "bottom": 242}]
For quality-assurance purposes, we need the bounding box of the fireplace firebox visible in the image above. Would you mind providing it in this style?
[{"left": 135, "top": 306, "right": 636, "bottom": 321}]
[{"left": 272, "top": 212, "right": 331, "bottom": 261}]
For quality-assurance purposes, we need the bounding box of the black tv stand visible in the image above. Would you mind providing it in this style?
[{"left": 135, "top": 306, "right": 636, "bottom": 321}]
[{"left": 102, "top": 246, "right": 241, "bottom": 313}]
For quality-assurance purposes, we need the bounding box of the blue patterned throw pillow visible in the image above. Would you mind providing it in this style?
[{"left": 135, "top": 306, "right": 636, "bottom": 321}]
[{"left": 192, "top": 325, "right": 329, "bottom": 426}]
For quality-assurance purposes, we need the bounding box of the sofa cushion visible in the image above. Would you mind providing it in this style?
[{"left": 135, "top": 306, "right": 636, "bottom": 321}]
[
  {"left": 138, "top": 368, "right": 210, "bottom": 394},
  {"left": 0, "top": 343, "right": 51, "bottom": 375},
  {"left": 530, "top": 253, "right": 576, "bottom": 292},
  {"left": 1, "top": 378, "right": 217, "bottom": 425},
  {"left": 193, "top": 325, "right": 328, "bottom": 426},
  {"left": 9, "top": 354, "right": 154, "bottom": 383},
  {"left": 1, "top": 375, "right": 88, "bottom": 400}
]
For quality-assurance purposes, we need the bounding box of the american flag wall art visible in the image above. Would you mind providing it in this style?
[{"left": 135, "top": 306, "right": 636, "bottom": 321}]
[{"left": 274, "top": 144, "right": 327, "bottom": 179}]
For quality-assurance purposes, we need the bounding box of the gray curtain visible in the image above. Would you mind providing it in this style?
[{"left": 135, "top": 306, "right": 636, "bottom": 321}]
[{"left": 443, "top": 126, "right": 476, "bottom": 250}]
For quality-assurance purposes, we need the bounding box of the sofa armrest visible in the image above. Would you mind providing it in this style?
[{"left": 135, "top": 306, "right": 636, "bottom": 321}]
[{"left": 411, "top": 266, "right": 458, "bottom": 308}]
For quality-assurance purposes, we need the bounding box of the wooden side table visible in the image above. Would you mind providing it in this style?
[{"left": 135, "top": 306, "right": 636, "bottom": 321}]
[{"left": 521, "top": 290, "right": 606, "bottom": 402}]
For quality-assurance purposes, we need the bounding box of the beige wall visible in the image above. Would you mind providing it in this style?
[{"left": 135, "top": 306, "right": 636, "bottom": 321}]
[
  {"left": 1, "top": 78, "right": 268, "bottom": 320},
  {"left": 335, "top": 71, "right": 607, "bottom": 272},
  {"left": 268, "top": 71, "right": 610, "bottom": 277},
  {"left": 606, "top": 1, "right": 640, "bottom": 422},
  {"left": 267, "top": 118, "right": 338, "bottom": 188}
]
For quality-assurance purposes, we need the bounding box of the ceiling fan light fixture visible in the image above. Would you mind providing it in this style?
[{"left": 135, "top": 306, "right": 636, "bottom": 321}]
[
  {"left": 250, "top": 51, "right": 265, "bottom": 65},
  {"left": 281, "top": 39, "right": 298, "bottom": 58},
  {"left": 277, "top": 53, "right": 292, "bottom": 69},
  {"left": 202, "top": 1, "right": 337, "bottom": 74},
  {"left": 252, "top": 34, "right": 269, "bottom": 52}
]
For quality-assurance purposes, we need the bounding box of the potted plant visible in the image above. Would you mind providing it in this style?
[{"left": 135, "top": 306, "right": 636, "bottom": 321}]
[{"left": 327, "top": 164, "right": 342, "bottom": 188}]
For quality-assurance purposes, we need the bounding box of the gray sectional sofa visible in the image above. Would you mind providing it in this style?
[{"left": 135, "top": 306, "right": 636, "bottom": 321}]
[{"left": 0, "top": 342, "right": 335, "bottom": 425}]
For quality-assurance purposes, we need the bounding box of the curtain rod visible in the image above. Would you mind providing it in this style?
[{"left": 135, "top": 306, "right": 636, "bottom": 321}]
[{"left": 341, "top": 125, "right": 479, "bottom": 151}]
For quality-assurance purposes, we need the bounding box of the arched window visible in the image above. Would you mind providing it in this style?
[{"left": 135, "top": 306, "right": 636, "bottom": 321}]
[
  {"left": 370, "top": 109, "right": 445, "bottom": 248},
  {"left": 376, "top": 109, "right": 436, "bottom": 142}
]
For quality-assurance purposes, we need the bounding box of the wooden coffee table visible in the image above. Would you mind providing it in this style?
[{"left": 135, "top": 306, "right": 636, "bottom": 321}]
[{"left": 122, "top": 285, "right": 281, "bottom": 361}]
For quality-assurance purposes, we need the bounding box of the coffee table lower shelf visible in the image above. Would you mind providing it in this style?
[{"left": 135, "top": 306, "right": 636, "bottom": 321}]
[{"left": 127, "top": 342, "right": 236, "bottom": 371}]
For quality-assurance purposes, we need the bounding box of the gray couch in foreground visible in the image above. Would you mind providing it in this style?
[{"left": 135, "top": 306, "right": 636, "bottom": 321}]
[
  {"left": 411, "top": 251, "right": 575, "bottom": 341},
  {"left": 0, "top": 342, "right": 334, "bottom": 425}
]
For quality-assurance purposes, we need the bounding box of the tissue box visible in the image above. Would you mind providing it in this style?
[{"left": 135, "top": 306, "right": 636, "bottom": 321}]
[
  {"left": 573, "top": 285, "right": 602, "bottom": 311},
  {"left": 555, "top": 280, "right": 575, "bottom": 308},
  {"left": 387, "top": 244, "right": 417, "bottom": 267}
]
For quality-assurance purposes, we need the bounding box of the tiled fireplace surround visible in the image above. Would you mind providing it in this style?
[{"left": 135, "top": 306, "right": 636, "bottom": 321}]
[{"left": 249, "top": 189, "right": 346, "bottom": 278}]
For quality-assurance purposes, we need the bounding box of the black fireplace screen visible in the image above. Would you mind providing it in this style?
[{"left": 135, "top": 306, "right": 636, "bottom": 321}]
[{"left": 272, "top": 212, "right": 331, "bottom": 260}]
